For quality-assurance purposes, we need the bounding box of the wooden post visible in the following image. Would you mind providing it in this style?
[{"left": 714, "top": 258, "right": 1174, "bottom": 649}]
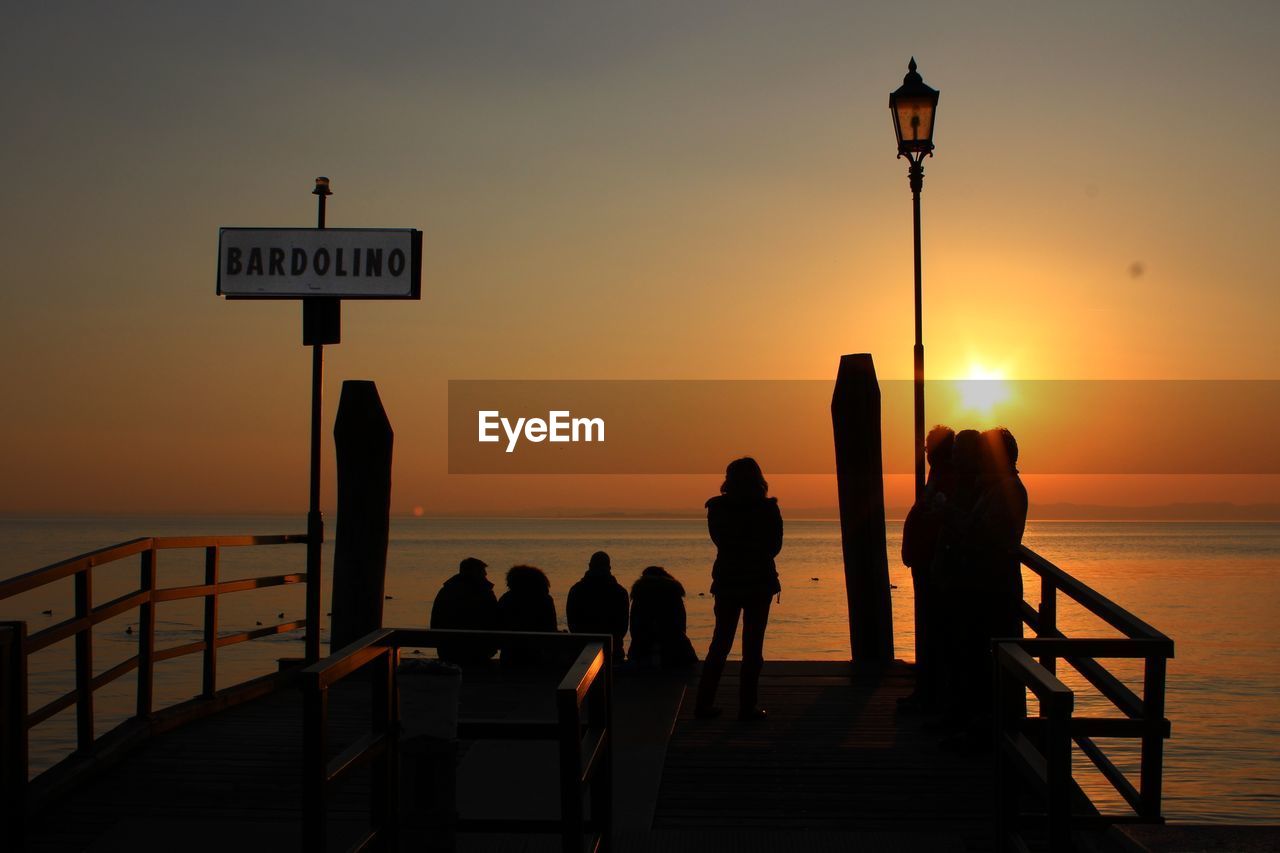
[
  {"left": 202, "top": 546, "right": 219, "bottom": 698},
  {"left": 330, "top": 380, "right": 394, "bottom": 652},
  {"left": 371, "top": 649, "right": 399, "bottom": 848},
  {"left": 137, "top": 548, "right": 157, "bottom": 719},
  {"left": 589, "top": 647, "right": 614, "bottom": 853},
  {"left": 1039, "top": 575, "right": 1058, "bottom": 677},
  {"left": 1140, "top": 654, "right": 1167, "bottom": 820},
  {"left": 303, "top": 685, "right": 328, "bottom": 852},
  {"left": 558, "top": 689, "right": 584, "bottom": 853},
  {"left": 830, "top": 354, "right": 895, "bottom": 664},
  {"left": 0, "top": 622, "right": 28, "bottom": 849},
  {"left": 74, "top": 568, "right": 94, "bottom": 752}
]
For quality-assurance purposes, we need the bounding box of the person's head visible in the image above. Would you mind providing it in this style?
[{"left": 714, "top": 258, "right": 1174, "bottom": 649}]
[
  {"left": 953, "top": 429, "right": 983, "bottom": 479},
  {"left": 635, "top": 565, "right": 685, "bottom": 597},
  {"left": 721, "top": 456, "right": 768, "bottom": 498},
  {"left": 980, "top": 427, "right": 1019, "bottom": 478},
  {"left": 505, "top": 564, "right": 550, "bottom": 594},
  {"left": 588, "top": 551, "right": 611, "bottom": 574},
  {"left": 458, "top": 557, "right": 488, "bottom": 580},
  {"left": 925, "top": 425, "right": 955, "bottom": 468}
]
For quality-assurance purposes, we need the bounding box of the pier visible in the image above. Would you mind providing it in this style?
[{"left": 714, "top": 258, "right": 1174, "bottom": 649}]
[{"left": 1, "top": 533, "right": 1174, "bottom": 852}]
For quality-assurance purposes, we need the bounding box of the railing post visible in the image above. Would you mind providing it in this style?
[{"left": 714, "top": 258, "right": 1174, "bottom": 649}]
[
  {"left": 136, "top": 548, "right": 157, "bottom": 719},
  {"left": 558, "top": 685, "right": 584, "bottom": 853},
  {"left": 370, "top": 648, "right": 399, "bottom": 849},
  {"left": 202, "top": 546, "right": 219, "bottom": 698},
  {"left": 1045, "top": 691, "right": 1073, "bottom": 852},
  {"left": 74, "top": 568, "right": 94, "bottom": 753},
  {"left": 1140, "top": 655, "right": 1167, "bottom": 820},
  {"left": 992, "top": 646, "right": 1013, "bottom": 853},
  {"left": 588, "top": 642, "right": 613, "bottom": 853},
  {"left": 1, "top": 622, "right": 29, "bottom": 849},
  {"left": 1039, "top": 575, "right": 1057, "bottom": 675},
  {"left": 304, "top": 683, "right": 328, "bottom": 852}
]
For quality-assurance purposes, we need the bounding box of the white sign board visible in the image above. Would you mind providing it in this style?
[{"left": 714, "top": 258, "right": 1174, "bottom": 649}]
[{"left": 217, "top": 228, "right": 422, "bottom": 299}]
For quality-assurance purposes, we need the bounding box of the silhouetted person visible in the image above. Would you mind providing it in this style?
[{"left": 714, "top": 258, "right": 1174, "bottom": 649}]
[
  {"left": 628, "top": 566, "right": 698, "bottom": 669},
  {"left": 972, "top": 428, "right": 1029, "bottom": 727},
  {"left": 936, "top": 428, "right": 1030, "bottom": 747},
  {"left": 899, "top": 425, "right": 956, "bottom": 711},
  {"left": 567, "top": 551, "right": 629, "bottom": 662},
  {"left": 694, "top": 457, "right": 782, "bottom": 721},
  {"left": 497, "top": 565, "right": 558, "bottom": 667},
  {"left": 928, "top": 428, "right": 985, "bottom": 731},
  {"left": 429, "top": 557, "right": 498, "bottom": 666}
]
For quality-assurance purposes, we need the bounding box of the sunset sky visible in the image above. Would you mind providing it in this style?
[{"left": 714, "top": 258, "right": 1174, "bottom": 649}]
[{"left": 1, "top": 2, "right": 1277, "bottom": 515}]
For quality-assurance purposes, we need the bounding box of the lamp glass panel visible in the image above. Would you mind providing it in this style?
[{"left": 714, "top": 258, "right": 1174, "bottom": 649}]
[{"left": 894, "top": 96, "right": 935, "bottom": 147}]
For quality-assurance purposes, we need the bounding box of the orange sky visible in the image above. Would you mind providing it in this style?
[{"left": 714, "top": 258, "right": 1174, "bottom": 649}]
[{"left": 1, "top": 3, "right": 1277, "bottom": 516}]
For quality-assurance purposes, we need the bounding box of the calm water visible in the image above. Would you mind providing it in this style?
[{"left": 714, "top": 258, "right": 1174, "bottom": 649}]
[{"left": 1, "top": 515, "right": 1277, "bottom": 823}]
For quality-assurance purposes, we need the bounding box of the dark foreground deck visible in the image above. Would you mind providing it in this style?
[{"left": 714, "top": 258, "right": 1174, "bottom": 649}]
[{"left": 21, "top": 660, "right": 1009, "bottom": 852}]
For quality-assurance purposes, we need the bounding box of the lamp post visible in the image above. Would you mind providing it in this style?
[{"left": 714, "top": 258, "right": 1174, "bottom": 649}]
[{"left": 890, "top": 58, "right": 939, "bottom": 500}]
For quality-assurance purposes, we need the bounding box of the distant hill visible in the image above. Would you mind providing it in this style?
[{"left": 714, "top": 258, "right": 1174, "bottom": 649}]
[{"left": 419, "top": 503, "right": 1280, "bottom": 521}]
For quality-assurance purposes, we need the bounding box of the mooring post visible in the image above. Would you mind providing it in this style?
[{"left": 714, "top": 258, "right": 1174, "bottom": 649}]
[
  {"left": 329, "top": 380, "right": 394, "bottom": 651},
  {"left": 831, "top": 354, "right": 895, "bottom": 664}
]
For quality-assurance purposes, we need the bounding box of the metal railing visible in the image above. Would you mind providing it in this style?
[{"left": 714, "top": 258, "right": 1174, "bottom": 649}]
[
  {"left": 302, "top": 627, "right": 614, "bottom": 853},
  {"left": 0, "top": 532, "right": 309, "bottom": 841},
  {"left": 994, "top": 545, "right": 1175, "bottom": 852}
]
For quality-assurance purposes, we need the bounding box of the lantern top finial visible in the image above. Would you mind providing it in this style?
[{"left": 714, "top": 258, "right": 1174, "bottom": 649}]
[{"left": 904, "top": 57, "right": 921, "bottom": 84}]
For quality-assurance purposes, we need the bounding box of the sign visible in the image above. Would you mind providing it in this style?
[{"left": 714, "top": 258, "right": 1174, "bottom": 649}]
[{"left": 217, "top": 228, "right": 422, "bottom": 299}]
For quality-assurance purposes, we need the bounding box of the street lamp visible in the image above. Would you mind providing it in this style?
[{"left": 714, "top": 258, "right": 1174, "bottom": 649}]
[{"left": 890, "top": 57, "right": 939, "bottom": 500}]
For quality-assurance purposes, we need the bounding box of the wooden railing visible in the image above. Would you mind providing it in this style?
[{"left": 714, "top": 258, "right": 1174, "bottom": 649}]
[
  {"left": 302, "top": 627, "right": 614, "bottom": 853},
  {"left": 0, "top": 532, "right": 309, "bottom": 839},
  {"left": 994, "top": 545, "right": 1175, "bottom": 852}
]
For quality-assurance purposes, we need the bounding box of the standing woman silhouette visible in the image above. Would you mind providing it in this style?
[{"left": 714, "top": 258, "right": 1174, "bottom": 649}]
[{"left": 694, "top": 457, "right": 783, "bottom": 721}]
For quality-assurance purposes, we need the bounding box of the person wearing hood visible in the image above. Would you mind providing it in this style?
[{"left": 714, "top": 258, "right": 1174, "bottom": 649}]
[
  {"left": 566, "top": 551, "right": 629, "bottom": 662},
  {"left": 628, "top": 566, "right": 697, "bottom": 669},
  {"left": 694, "top": 456, "right": 783, "bottom": 721},
  {"left": 497, "top": 564, "right": 558, "bottom": 666},
  {"left": 429, "top": 557, "right": 499, "bottom": 665}
]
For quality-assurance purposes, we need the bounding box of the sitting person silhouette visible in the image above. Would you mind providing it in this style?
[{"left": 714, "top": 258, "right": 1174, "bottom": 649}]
[
  {"left": 694, "top": 457, "right": 783, "bottom": 721},
  {"left": 429, "top": 557, "right": 498, "bottom": 666},
  {"left": 567, "top": 551, "right": 630, "bottom": 662},
  {"left": 496, "top": 564, "right": 558, "bottom": 667},
  {"left": 627, "top": 566, "right": 698, "bottom": 669}
]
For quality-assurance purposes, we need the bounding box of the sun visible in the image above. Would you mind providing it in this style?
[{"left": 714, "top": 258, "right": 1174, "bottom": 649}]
[{"left": 956, "top": 364, "right": 1011, "bottom": 415}]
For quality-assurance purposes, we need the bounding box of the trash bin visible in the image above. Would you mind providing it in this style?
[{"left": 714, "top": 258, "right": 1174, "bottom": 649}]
[
  {"left": 397, "top": 656, "right": 461, "bottom": 741},
  {"left": 397, "top": 656, "right": 461, "bottom": 850}
]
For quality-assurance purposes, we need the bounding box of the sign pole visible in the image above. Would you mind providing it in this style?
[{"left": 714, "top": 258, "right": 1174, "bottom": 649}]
[
  {"left": 215, "top": 179, "right": 420, "bottom": 664},
  {"left": 303, "top": 177, "right": 340, "bottom": 663}
]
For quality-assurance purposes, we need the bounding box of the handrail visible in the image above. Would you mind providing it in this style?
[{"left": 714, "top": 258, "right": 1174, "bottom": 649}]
[
  {"left": 996, "top": 544, "right": 1175, "bottom": 851},
  {"left": 1017, "top": 545, "right": 1169, "bottom": 641},
  {"left": 0, "top": 530, "right": 309, "bottom": 840},
  {"left": 302, "top": 628, "right": 614, "bottom": 853},
  {"left": 995, "top": 644, "right": 1074, "bottom": 852}
]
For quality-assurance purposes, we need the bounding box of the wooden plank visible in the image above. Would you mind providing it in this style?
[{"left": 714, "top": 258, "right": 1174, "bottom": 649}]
[
  {"left": 151, "top": 533, "right": 308, "bottom": 550},
  {"left": 153, "top": 573, "right": 306, "bottom": 603},
  {"left": 0, "top": 539, "right": 151, "bottom": 600}
]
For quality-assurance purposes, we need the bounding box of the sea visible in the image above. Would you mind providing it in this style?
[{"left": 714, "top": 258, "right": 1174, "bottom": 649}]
[{"left": 1, "top": 515, "right": 1276, "bottom": 824}]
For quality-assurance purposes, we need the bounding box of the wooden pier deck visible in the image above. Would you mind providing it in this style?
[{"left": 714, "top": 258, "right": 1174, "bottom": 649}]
[{"left": 19, "top": 660, "right": 1000, "bottom": 852}]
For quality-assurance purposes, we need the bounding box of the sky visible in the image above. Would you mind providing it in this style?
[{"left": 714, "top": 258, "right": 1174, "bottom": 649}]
[{"left": 1, "top": 1, "right": 1277, "bottom": 516}]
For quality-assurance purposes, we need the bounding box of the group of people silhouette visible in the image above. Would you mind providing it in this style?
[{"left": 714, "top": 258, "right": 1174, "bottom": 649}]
[
  {"left": 899, "top": 425, "right": 1029, "bottom": 749},
  {"left": 427, "top": 436, "right": 1026, "bottom": 735},
  {"left": 428, "top": 456, "right": 782, "bottom": 722},
  {"left": 428, "top": 551, "right": 698, "bottom": 670}
]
